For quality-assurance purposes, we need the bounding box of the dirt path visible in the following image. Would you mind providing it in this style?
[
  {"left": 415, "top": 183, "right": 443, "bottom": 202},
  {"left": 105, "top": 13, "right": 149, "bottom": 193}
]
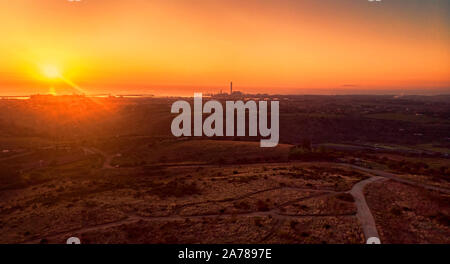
[
  {"left": 347, "top": 164, "right": 450, "bottom": 194},
  {"left": 345, "top": 164, "right": 450, "bottom": 243},
  {"left": 349, "top": 176, "right": 386, "bottom": 242}
]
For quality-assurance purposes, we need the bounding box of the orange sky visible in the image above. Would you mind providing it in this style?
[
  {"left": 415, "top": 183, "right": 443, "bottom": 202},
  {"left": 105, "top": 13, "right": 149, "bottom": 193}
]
[{"left": 0, "top": 0, "right": 449, "bottom": 96}]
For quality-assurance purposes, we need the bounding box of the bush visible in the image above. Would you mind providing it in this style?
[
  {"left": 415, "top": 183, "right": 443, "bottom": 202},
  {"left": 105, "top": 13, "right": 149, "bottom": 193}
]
[
  {"left": 150, "top": 180, "right": 201, "bottom": 198},
  {"left": 288, "top": 146, "right": 337, "bottom": 161},
  {"left": 256, "top": 200, "right": 270, "bottom": 211}
]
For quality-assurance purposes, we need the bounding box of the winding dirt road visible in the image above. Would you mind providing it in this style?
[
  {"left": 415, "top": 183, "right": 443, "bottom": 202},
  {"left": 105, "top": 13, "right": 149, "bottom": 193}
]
[
  {"left": 349, "top": 176, "right": 387, "bottom": 241},
  {"left": 347, "top": 164, "right": 450, "bottom": 194}
]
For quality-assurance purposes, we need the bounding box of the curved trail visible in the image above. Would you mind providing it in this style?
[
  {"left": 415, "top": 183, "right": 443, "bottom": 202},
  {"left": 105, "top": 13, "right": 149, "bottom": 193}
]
[
  {"left": 349, "top": 176, "right": 386, "bottom": 241},
  {"left": 346, "top": 165, "right": 450, "bottom": 243},
  {"left": 346, "top": 164, "right": 450, "bottom": 194}
]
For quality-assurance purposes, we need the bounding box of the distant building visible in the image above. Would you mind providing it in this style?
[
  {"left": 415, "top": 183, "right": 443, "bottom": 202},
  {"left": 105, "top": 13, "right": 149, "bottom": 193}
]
[{"left": 211, "top": 81, "right": 244, "bottom": 99}]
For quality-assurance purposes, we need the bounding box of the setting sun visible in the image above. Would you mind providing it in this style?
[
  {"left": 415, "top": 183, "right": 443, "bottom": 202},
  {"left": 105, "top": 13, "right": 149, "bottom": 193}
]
[{"left": 42, "top": 65, "right": 61, "bottom": 79}]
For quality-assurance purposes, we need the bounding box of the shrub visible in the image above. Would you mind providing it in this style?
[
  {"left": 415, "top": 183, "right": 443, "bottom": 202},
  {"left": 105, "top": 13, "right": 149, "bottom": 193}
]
[
  {"left": 150, "top": 180, "right": 201, "bottom": 198},
  {"left": 256, "top": 200, "right": 270, "bottom": 211}
]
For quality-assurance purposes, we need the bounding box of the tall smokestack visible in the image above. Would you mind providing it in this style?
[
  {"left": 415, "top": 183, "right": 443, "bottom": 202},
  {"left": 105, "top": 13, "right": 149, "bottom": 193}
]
[{"left": 230, "top": 81, "right": 233, "bottom": 95}]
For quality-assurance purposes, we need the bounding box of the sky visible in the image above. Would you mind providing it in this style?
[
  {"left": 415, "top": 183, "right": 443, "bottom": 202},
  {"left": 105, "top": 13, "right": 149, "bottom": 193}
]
[{"left": 0, "top": 0, "right": 449, "bottom": 96}]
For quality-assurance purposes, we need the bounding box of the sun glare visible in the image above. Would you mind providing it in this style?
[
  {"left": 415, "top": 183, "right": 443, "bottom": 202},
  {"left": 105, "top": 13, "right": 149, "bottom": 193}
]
[{"left": 42, "top": 65, "right": 61, "bottom": 79}]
